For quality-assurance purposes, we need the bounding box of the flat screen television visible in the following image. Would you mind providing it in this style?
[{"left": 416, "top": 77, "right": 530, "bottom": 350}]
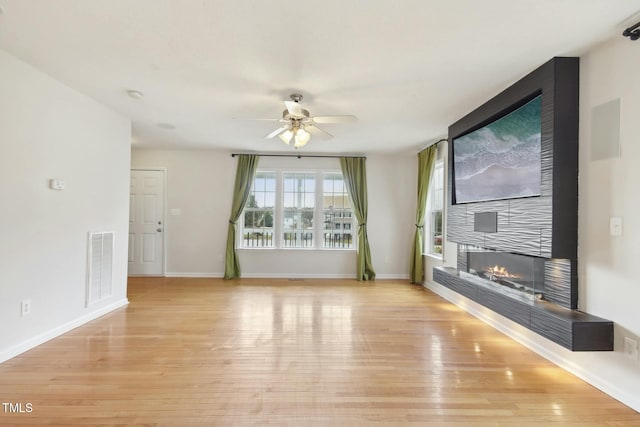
[{"left": 452, "top": 94, "right": 542, "bottom": 204}]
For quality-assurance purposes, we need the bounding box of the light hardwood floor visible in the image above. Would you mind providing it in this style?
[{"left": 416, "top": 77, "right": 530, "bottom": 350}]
[{"left": 1, "top": 277, "right": 638, "bottom": 426}]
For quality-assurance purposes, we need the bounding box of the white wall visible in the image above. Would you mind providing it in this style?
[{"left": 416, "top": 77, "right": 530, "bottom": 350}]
[
  {"left": 131, "top": 149, "right": 236, "bottom": 275},
  {"left": 0, "top": 50, "right": 131, "bottom": 362},
  {"left": 367, "top": 153, "right": 417, "bottom": 278},
  {"left": 130, "top": 150, "right": 416, "bottom": 278},
  {"left": 426, "top": 36, "right": 640, "bottom": 412}
]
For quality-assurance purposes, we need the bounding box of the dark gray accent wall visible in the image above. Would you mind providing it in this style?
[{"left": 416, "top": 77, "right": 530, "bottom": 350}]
[
  {"left": 436, "top": 57, "right": 612, "bottom": 351},
  {"left": 457, "top": 246, "right": 467, "bottom": 271},
  {"left": 550, "top": 59, "right": 580, "bottom": 261},
  {"left": 544, "top": 258, "right": 573, "bottom": 309},
  {"left": 447, "top": 57, "right": 579, "bottom": 309},
  {"left": 447, "top": 57, "right": 578, "bottom": 261}
]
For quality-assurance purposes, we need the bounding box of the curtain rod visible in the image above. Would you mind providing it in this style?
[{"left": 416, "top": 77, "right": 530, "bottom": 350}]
[
  {"left": 230, "top": 153, "right": 366, "bottom": 159},
  {"left": 418, "top": 138, "right": 448, "bottom": 153}
]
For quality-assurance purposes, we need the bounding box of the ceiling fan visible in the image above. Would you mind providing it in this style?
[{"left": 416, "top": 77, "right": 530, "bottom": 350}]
[{"left": 257, "top": 94, "right": 357, "bottom": 149}]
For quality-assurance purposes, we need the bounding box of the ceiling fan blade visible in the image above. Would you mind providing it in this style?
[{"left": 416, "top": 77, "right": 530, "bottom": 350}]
[
  {"left": 265, "top": 126, "right": 289, "bottom": 139},
  {"left": 311, "top": 115, "right": 357, "bottom": 124},
  {"left": 239, "top": 118, "right": 285, "bottom": 122},
  {"left": 306, "top": 125, "right": 333, "bottom": 140},
  {"left": 284, "top": 100, "right": 304, "bottom": 118}
]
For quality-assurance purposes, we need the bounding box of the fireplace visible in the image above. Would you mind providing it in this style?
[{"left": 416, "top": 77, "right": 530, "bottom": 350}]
[{"left": 459, "top": 247, "right": 545, "bottom": 304}]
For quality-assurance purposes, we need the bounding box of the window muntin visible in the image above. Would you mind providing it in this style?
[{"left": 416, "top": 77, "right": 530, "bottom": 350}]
[
  {"left": 241, "top": 170, "right": 355, "bottom": 250},
  {"left": 243, "top": 172, "right": 276, "bottom": 248},
  {"left": 323, "top": 173, "right": 354, "bottom": 249},
  {"left": 283, "top": 173, "right": 315, "bottom": 248},
  {"left": 426, "top": 161, "right": 444, "bottom": 256}
]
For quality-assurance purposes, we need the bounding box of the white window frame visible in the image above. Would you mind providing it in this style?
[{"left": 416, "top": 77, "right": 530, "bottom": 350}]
[
  {"left": 239, "top": 169, "right": 356, "bottom": 251},
  {"left": 282, "top": 171, "right": 316, "bottom": 248},
  {"left": 321, "top": 171, "right": 355, "bottom": 250},
  {"left": 425, "top": 159, "right": 444, "bottom": 258},
  {"left": 240, "top": 171, "right": 277, "bottom": 248}
]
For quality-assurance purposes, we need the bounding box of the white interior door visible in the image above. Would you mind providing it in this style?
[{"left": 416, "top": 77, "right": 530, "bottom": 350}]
[{"left": 128, "top": 169, "right": 164, "bottom": 275}]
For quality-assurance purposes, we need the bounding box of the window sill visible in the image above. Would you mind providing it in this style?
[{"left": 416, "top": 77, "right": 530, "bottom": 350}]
[
  {"left": 238, "top": 247, "right": 356, "bottom": 252},
  {"left": 423, "top": 253, "right": 443, "bottom": 261}
]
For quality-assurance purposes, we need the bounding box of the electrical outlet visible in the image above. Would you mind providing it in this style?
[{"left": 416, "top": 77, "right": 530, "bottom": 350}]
[
  {"left": 49, "top": 179, "right": 65, "bottom": 190},
  {"left": 623, "top": 337, "right": 638, "bottom": 360},
  {"left": 21, "top": 300, "right": 31, "bottom": 316}
]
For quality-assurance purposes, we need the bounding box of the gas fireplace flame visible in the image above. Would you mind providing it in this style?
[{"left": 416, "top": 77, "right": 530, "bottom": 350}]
[{"left": 484, "top": 265, "right": 521, "bottom": 280}]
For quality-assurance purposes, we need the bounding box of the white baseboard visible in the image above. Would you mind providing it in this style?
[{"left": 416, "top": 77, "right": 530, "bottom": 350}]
[
  {"left": 424, "top": 280, "right": 640, "bottom": 413},
  {"left": 240, "top": 273, "right": 409, "bottom": 279},
  {"left": 0, "top": 298, "right": 129, "bottom": 363},
  {"left": 240, "top": 272, "right": 355, "bottom": 279},
  {"left": 375, "top": 273, "right": 410, "bottom": 280},
  {"left": 0, "top": 298, "right": 129, "bottom": 364},
  {"left": 165, "top": 272, "right": 355, "bottom": 279},
  {"left": 164, "top": 272, "right": 224, "bottom": 278},
  {"left": 164, "top": 272, "right": 409, "bottom": 280}
]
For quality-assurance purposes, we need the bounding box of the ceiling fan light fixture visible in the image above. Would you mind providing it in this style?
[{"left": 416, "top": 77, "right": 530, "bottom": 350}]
[
  {"left": 278, "top": 129, "right": 294, "bottom": 144},
  {"left": 261, "top": 93, "right": 355, "bottom": 148},
  {"left": 294, "top": 128, "right": 311, "bottom": 148}
]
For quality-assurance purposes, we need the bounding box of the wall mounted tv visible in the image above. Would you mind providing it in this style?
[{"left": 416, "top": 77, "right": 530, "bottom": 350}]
[{"left": 452, "top": 94, "right": 542, "bottom": 204}]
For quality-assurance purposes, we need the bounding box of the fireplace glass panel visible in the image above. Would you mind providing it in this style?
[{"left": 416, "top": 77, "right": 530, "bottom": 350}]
[{"left": 461, "top": 248, "right": 545, "bottom": 303}]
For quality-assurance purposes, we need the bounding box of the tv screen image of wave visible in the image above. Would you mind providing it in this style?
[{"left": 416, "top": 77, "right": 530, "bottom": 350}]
[{"left": 453, "top": 95, "right": 542, "bottom": 204}]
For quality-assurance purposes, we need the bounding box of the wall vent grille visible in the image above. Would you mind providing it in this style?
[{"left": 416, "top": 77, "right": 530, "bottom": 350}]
[{"left": 87, "top": 231, "right": 114, "bottom": 306}]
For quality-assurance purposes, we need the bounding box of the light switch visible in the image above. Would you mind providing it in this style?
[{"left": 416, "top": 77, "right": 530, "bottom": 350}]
[
  {"left": 610, "top": 217, "right": 623, "bottom": 236},
  {"left": 170, "top": 208, "right": 182, "bottom": 216},
  {"left": 49, "top": 179, "right": 65, "bottom": 190}
]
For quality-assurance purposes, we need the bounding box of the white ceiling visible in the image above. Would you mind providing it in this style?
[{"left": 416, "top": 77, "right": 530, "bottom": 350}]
[{"left": 1, "top": 1, "right": 639, "bottom": 154}]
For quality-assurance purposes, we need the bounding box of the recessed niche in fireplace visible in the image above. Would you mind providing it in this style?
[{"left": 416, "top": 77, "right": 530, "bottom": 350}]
[{"left": 459, "top": 247, "right": 545, "bottom": 304}]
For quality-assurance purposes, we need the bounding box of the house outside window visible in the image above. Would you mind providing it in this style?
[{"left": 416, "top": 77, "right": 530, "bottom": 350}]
[
  {"left": 241, "top": 170, "right": 354, "bottom": 250},
  {"left": 425, "top": 160, "right": 444, "bottom": 256},
  {"left": 323, "top": 173, "right": 354, "bottom": 249}
]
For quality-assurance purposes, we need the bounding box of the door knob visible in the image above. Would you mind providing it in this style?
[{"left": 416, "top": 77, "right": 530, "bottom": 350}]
[{"left": 157, "top": 228, "right": 162, "bottom": 232}]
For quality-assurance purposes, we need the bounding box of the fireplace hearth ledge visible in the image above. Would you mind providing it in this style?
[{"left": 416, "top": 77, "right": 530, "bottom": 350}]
[{"left": 433, "top": 266, "right": 613, "bottom": 351}]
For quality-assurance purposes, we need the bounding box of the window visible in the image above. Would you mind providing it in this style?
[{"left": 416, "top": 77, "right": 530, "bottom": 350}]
[
  {"left": 283, "top": 173, "right": 315, "bottom": 247},
  {"left": 426, "top": 160, "right": 444, "bottom": 256},
  {"left": 243, "top": 172, "right": 276, "bottom": 247},
  {"left": 241, "top": 170, "right": 354, "bottom": 250},
  {"left": 323, "top": 173, "right": 353, "bottom": 249}
]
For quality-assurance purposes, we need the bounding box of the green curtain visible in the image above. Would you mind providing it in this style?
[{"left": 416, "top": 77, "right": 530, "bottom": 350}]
[
  {"left": 340, "top": 157, "right": 376, "bottom": 281},
  {"left": 224, "top": 155, "right": 259, "bottom": 279},
  {"left": 410, "top": 145, "right": 437, "bottom": 283}
]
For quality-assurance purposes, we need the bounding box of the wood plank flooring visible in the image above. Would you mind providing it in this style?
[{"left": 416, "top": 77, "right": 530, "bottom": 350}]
[{"left": 1, "top": 277, "right": 638, "bottom": 426}]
